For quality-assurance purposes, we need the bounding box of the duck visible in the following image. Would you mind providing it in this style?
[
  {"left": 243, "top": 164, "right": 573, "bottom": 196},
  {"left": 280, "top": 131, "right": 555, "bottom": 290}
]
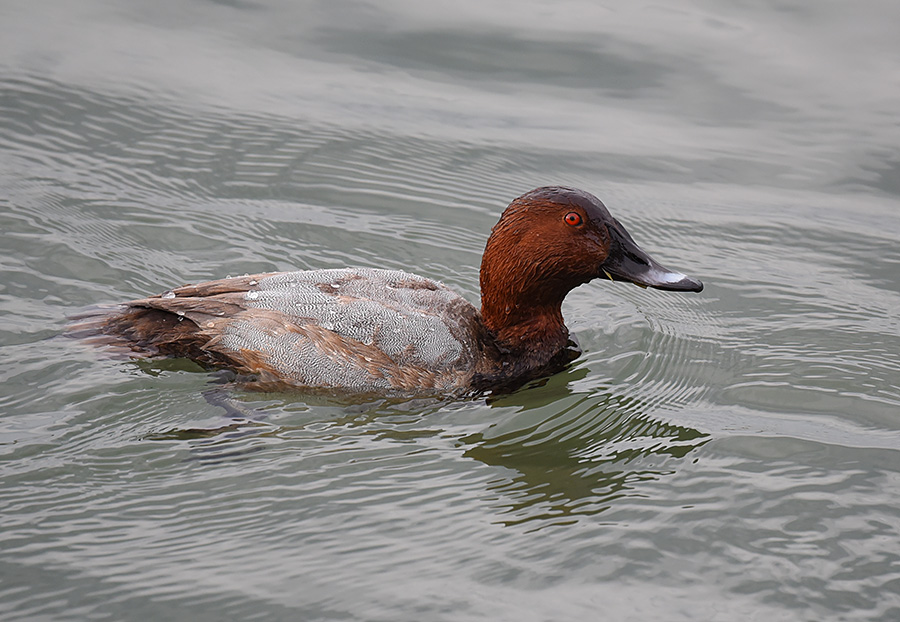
[{"left": 72, "top": 186, "right": 703, "bottom": 396}]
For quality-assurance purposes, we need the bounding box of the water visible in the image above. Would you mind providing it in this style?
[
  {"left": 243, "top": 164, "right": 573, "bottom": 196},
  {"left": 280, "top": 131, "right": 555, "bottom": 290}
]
[{"left": 2, "top": 1, "right": 900, "bottom": 620}]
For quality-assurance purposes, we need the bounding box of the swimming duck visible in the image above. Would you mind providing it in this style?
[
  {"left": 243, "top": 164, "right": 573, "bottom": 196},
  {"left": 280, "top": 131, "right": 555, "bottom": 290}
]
[{"left": 74, "top": 186, "right": 702, "bottom": 395}]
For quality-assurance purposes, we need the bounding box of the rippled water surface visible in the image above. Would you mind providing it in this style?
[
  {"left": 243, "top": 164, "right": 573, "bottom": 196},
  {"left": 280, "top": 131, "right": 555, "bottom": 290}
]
[{"left": 2, "top": 1, "right": 900, "bottom": 620}]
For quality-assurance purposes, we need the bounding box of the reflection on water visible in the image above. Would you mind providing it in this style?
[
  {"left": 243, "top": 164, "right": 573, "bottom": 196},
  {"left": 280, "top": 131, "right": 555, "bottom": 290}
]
[
  {"left": 146, "top": 377, "right": 710, "bottom": 529},
  {"left": 3, "top": 0, "right": 900, "bottom": 620},
  {"left": 469, "top": 383, "right": 709, "bottom": 527}
]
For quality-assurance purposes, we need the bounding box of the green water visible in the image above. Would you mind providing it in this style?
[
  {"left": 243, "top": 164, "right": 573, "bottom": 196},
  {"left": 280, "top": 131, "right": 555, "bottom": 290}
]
[{"left": 2, "top": 1, "right": 899, "bottom": 620}]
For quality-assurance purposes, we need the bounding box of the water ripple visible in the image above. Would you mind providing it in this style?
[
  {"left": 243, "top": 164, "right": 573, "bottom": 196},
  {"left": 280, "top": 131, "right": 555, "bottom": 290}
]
[{"left": 3, "top": 5, "right": 900, "bottom": 617}]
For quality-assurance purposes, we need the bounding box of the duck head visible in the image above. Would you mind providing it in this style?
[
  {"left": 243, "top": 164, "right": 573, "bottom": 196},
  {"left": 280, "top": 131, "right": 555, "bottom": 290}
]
[{"left": 479, "top": 186, "right": 703, "bottom": 350}]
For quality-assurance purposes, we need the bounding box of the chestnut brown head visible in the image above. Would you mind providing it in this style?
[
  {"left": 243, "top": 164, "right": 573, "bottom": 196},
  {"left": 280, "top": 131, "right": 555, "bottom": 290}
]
[{"left": 479, "top": 186, "right": 702, "bottom": 344}]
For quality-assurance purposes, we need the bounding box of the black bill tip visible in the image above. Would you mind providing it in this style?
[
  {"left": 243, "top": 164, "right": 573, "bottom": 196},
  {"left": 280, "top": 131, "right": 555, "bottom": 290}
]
[{"left": 602, "top": 218, "right": 704, "bottom": 294}]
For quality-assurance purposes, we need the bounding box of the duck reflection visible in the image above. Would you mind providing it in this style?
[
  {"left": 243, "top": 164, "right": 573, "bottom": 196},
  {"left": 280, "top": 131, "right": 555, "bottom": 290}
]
[
  {"left": 145, "top": 367, "right": 709, "bottom": 525},
  {"left": 143, "top": 383, "right": 450, "bottom": 462},
  {"left": 462, "top": 373, "right": 710, "bottom": 526}
]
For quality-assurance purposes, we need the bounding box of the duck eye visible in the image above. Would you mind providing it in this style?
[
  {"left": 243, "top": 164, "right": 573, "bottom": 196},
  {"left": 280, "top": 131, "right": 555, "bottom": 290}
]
[{"left": 564, "top": 212, "right": 582, "bottom": 227}]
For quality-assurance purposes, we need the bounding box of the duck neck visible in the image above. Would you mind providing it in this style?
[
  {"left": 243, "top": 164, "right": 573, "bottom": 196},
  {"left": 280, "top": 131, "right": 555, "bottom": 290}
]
[{"left": 480, "top": 289, "right": 570, "bottom": 357}]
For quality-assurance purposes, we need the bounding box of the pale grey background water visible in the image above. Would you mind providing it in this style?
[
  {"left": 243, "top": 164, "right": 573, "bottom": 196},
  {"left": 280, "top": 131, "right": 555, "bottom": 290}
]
[{"left": 2, "top": 1, "right": 900, "bottom": 620}]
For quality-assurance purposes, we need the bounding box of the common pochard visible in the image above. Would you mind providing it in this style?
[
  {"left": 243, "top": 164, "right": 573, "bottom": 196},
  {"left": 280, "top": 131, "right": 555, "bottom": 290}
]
[{"left": 73, "top": 187, "right": 703, "bottom": 395}]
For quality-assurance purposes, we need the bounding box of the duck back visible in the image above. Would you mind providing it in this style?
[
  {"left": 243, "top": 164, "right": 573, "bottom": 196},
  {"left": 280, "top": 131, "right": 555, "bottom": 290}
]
[{"left": 73, "top": 268, "right": 487, "bottom": 394}]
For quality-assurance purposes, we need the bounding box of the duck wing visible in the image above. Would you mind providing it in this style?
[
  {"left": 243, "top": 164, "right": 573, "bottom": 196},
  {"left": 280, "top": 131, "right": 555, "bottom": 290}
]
[{"left": 74, "top": 269, "right": 483, "bottom": 393}]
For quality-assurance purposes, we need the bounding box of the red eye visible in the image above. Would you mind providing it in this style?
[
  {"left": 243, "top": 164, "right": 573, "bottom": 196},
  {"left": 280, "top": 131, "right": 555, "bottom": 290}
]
[{"left": 564, "top": 212, "right": 582, "bottom": 226}]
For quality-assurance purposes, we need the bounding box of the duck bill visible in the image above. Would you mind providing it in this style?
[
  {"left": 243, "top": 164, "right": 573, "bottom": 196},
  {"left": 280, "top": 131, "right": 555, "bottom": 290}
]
[{"left": 602, "top": 219, "right": 703, "bottom": 292}]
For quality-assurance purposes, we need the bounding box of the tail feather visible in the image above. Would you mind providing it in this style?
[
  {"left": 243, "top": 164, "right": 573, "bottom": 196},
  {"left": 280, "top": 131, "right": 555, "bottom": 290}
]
[{"left": 65, "top": 304, "right": 220, "bottom": 365}]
